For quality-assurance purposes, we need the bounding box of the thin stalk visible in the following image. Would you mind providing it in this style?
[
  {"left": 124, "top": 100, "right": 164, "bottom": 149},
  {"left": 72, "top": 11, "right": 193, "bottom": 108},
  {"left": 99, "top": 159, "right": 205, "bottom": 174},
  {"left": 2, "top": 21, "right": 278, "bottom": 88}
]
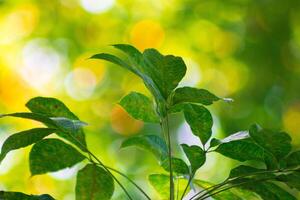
[
  {"left": 190, "top": 168, "right": 299, "bottom": 200},
  {"left": 176, "top": 177, "right": 180, "bottom": 200},
  {"left": 105, "top": 166, "right": 152, "bottom": 200},
  {"left": 189, "top": 180, "right": 229, "bottom": 200},
  {"left": 196, "top": 177, "right": 272, "bottom": 200},
  {"left": 180, "top": 174, "right": 194, "bottom": 200},
  {"left": 63, "top": 130, "right": 133, "bottom": 200},
  {"left": 161, "top": 114, "right": 174, "bottom": 200}
]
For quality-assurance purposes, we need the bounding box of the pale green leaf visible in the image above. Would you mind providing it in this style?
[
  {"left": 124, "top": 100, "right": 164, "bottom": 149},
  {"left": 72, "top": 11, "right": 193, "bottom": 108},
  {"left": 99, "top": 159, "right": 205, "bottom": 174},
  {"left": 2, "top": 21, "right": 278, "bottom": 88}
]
[
  {"left": 148, "top": 174, "right": 188, "bottom": 200},
  {"left": 161, "top": 157, "right": 189, "bottom": 175},
  {"left": 119, "top": 92, "right": 159, "bottom": 123},
  {"left": 121, "top": 135, "right": 168, "bottom": 161}
]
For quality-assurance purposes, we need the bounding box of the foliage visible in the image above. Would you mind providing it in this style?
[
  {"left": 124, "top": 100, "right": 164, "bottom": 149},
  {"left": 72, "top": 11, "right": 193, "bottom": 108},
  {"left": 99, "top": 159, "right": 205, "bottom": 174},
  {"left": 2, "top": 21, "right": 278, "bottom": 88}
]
[{"left": 0, "top": 45, "right": 300, "bottom": 199}]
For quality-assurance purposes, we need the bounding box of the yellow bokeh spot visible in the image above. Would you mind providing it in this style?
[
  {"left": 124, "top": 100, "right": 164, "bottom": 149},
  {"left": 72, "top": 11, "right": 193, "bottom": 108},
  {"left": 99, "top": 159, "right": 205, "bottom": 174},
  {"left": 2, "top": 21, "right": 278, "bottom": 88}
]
[
  {"left": 190, "top": 20, "right": 219, "bottom": 53},
  {"left": 110, "top": 105, "right": 143, "bottom": 136},
  {"left": 0, "top": 4, "right": 39, "bottom": 45},
  {"left": 219, "top": 58, "right": 249, "bottom": 95},
  {"left": 73, "top": 53, "right": 106, "bottom": 82},
  {"left": 213, "top": 31, "right": 240, "bottom": 58},
  {"left": 0, "top": 69, "right": 33, "bottom": 110},
  {"left": 130, "top": 20, "right": 165, "bottom": 51},
  {"left": 283, "top": 105, "right": 300, "bottom": 146}
]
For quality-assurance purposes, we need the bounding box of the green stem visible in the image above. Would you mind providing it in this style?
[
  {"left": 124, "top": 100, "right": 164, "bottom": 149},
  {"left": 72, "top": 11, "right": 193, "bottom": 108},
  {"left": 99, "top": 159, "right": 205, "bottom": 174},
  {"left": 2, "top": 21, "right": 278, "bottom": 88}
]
[
  {"left": 190, "top": 168, "right": 299, "bottom": 200},
  {"left": 63, "top": 130, "right": 133, "bottom": 200},
  {"left": 196, "top": 177, "right": 273, "bottom": 200},
  {"left": 105, "top": 166, "right": 152, "bottom": 200},
  {"left": 161, "top": 114, "right": 174, "bottom": 200},
  {"left": 180, "top": 174, "right": 194, "bottom": 200}
]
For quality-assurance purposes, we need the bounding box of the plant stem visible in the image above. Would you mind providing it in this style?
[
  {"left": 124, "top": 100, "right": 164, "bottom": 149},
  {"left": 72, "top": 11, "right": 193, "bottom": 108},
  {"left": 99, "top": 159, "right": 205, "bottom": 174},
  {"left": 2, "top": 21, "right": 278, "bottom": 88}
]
[
  {"left": 161, "top": 114, "right": 174, "bottom": 200},
  {"left": 105, "top": 166, "right": 152, "bottom": 200},
  {"left": 88, "top": 151, "right": 134, "bottom": 199},
  {"left": 196, "top": 177, "right": 273, "bottom": 200},
  {"left": 180, "top": 174, "right": 194, "bottom": 200},
  {"left": 190, "top": 168, "right": 299, "bottom": 200},
  {"left": 64, "top": 130, "right": 133, "bottom": 200}
]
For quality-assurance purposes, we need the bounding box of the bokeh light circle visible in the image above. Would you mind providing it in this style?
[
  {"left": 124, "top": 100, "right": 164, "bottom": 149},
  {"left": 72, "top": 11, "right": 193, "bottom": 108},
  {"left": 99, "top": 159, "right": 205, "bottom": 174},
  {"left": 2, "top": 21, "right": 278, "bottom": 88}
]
[{"left": 79, "top": 0, "right": 115, "bottom": 14}]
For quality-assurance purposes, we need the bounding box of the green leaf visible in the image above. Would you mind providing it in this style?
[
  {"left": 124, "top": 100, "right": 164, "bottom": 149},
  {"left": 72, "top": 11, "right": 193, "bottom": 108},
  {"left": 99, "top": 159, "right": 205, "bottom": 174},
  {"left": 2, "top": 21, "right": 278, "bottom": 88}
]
[
  {"left": 285, "top": 151, "right": 300, "bottom": 168},
  {"left": 183, "top": 104, "right": 213, "bottom": 145},
  {"left": 148, "top": 174, "right": 188, "bottom": 200},
  {"left": 90, "top": 53, "right": 140, "bottom": 76},
  {"left": 277, "top": 171, "right": 300, "bottom": 190},
  {"left": 249, "top": 124, "right": 292, "bottom": 160},
  {"left": 76, "top": 164, "right": 114, "bottom": 200},
  {"left": 142, "top": 49, "right": 186, "bottom": 99},
  {"left": 161, "top": 157, "right": 189, "bottom": 174},
  {"left": 210, "top": 131, "right": 250, "bottom": 148},
  {"left": 29, "top": 138, "right": 85, "bottom": 175},
  {"left": 215, "top": 138, "right": 277, "bottom": 168},
  {"left": 121, "top": 135, "right": 168, "bottom": 161},
  {"left": 112, "top": 44, "right": 143, "bottom": 66},
  {"left": 172, "top": 87, "right": 220, "bottom": 106},
  {"left": 241, "top": 181, "right": 296, "bottom": 200},
  {"left": 119, "top": 92, "right": 159, "bottom": 123},
  {"left": 0, "top": 112, "right": 56, "bottom": 127},
  {"left": 26, "top": 97, "right": 78, "bottom": 119},
  {"left": 181, "top": 144, "right": 206, "bottom": 173},
  {"left": 0, "top": 191, "right": 55, "bottom": 200},
  {"left": 0, "top": 128, "right": 56, "bottom": 163},
  {"left": 229, "top": 165, "right": 265, "bottom": 179},
  {"left": 26, "top": 97, "right": 87, "bottom": 151}
]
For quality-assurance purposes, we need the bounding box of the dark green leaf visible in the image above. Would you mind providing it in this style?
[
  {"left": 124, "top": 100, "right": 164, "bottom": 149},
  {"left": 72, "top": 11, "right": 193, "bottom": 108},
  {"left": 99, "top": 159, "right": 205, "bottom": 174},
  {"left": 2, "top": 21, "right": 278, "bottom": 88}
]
[
  {"left": 0, "top": 191, "right": 55, "bottom": 200},
  {"left": 26, "top": 97, "right": 78, "bottom": 119},
  {"left": 277, "top": 171, "right": 300, "bottom": 190},
  {"left": 26, "top": 97, "right": 87, "bottom": 150},
  {"left": 142, "top": 49, "right": 186, "bottom": 99},
  {"left": 161, "top": 157, "right": 189, "bottom": 174},
  {"left": 215, "top": 138, "right": 277, "bottom": 168},
  {"left": 249, "top": 124, "right": 292, "bottom": 160},
  {"left": 181, "top": 144, "right": 205, "bottom": 173},
  {"left": 119, "top": 92, "right": 159, "bottom": 123},
  {"left": 112, "top": 44, "right": 143, "bottom": 66},
  {"left": 285, "top": 151, "right": 300, "bottom": 168},
  {"left": 121, "top": 135, "right": 168, "bottom": 161},
  {"left": 0, "top": 112, "right": 56, "bottom": 127},
  {"left": 90, "top": 53, "right": 140, "bottom": 76},
  {"left": 172, "top": 87, "right": 220, "bottom": 106},
  {"left": 229, "top": 165, "right": 265, "bottom": 179},
  {"left": 29, "top": 138, "right": 85, "bottom": 175},
  {"left": 0, "top": 128, "right": 56, "bottom": 163},
  {"left": 76, "top": 164, "right": 114, "bottom": 200},
  {"left": 241, "top": 181, "right": 296, "bottom": 200},
  {"left": 183, "top": 104, "right": 213, "bottom": 145},
  {"left": 148, "top": 174, "right": 188, "bottom": 200}
]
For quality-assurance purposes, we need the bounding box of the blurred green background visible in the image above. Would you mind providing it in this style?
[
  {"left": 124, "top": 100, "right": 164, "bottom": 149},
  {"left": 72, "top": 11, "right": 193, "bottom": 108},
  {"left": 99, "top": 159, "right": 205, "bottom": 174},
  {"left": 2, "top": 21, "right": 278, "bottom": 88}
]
[{"left": 0, "top": 0, "right": 300, "bottom": 199}]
